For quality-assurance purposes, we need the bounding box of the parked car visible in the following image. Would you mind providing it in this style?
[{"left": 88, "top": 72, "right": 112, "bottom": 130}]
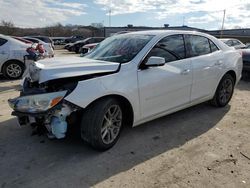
[
  {"left": 220, "top": 39, "right": 250, "bottom": 72},
  {"left": 51, "top": 37, "right": 66, "bottom": 45},
  {"left": 245, "top": 43, "right": 250, "bottom": 49},
  {"left": 8, "top": 31, "right": 242, "bottom": 150},
  {"left": 241, "top": 50, "right": 250, "bottom": 71},
  {"left": 220, "top": 38, "right": 246, "bottom": 49},
  {"left": 64, "top": 43, "right": 73, "bottom": 50},
  {"left": 12, "top": 36, "right": 33, "bottom": 44},
  {"left": 26, "top": 36, "right": 55, "bottom": 49},
  {"left": 65, "top": 36, "right": 85, "bottom": 43},
  {"left": 0, "top": 34, "right": 31, "bottom": 79},
  {"left": 23, "top": 37, "right": 54, "bottom": 57},
  {"left": 67, "top": 37, "right": 105, "bottom": 53},
  {"left": 79, "top": 43, "right": 99, "bottom": 55}
]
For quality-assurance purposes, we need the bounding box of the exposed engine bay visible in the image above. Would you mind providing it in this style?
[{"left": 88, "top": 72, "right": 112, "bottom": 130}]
[{"left": 10, "top": 77, "right": 80, "bottom": 139}]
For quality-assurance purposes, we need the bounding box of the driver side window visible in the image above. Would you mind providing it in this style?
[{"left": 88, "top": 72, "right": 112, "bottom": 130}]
[{"left": 146, "top": 34, "right": 185, "bottom": 63}]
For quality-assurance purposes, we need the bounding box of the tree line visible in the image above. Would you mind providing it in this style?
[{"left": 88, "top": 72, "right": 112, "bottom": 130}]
[{"left": 0, "top": 20, "right": 104, "bottom": 37}]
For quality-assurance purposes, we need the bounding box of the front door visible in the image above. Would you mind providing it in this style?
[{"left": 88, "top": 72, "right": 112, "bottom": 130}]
[{"left": 138, "top": 34, "right": 192, "bottom": 118}]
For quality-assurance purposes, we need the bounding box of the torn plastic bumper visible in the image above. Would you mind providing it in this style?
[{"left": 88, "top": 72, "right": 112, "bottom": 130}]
[{"left": 11, "top": 101, "right": 79, "bottom": 139}]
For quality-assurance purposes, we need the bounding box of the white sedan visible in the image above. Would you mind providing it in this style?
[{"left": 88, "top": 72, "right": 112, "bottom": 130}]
[
  {"left": 9, "top": 30, "right": 242, "bottom": 150},
  {"left": 0, "top": 34, "right": 31, "bottom": 79}
]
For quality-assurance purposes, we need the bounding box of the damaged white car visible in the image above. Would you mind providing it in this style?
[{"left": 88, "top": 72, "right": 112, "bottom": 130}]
[{"left": 8, "top": 31, "right": 242, "bottom": 150}]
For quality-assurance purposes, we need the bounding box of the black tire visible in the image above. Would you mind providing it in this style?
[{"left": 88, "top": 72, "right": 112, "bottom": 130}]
[
  {"left": 81, "top": 98, "right": 123, "bottom": 151},
  {"left": 210, "top": 74, "right": 235, "bottom": 107},
  {"left": 2, "top": 60, "right": 24, "bottom": 79}
]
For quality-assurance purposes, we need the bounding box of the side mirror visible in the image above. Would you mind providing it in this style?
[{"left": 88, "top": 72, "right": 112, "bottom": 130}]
[{"left": 145, "top": 56, "right": 165, "bottom": 67}]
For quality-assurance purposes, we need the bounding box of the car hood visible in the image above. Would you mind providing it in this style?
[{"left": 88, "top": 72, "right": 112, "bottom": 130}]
[{"left": 31, "top": 56, "right": 120, "bottom": 83}]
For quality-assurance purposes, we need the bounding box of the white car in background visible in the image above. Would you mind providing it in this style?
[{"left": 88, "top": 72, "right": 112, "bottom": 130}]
[
  {"left": 9, "top": 30, "right": 242, "bottom": 151},
  {"left": 220, "top": 38, "right": 246, "bottom": 49},
  {"left": 0, "top": 34, "right": 31, "bottom": 79},
  {"left": 23, "top": 37, "right": 54, "bottom": 57}
]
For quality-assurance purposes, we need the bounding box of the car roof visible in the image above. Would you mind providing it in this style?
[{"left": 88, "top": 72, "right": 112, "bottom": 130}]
[
  {"left": 219, "top": 38, "right": 238, "bottom": 41},
  {"left": 122, "top": 30, "right": 217, "bottom": 39}
]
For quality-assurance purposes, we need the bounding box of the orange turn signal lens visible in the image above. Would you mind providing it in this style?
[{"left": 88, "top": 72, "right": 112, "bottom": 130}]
[{"left": 50, "top": 96, "right": 63, "bottom": 107}]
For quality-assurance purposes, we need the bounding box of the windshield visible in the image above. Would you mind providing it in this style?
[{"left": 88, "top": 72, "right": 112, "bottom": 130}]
[{"left": 85, "top": 34, "right": 154, "bottom": 63}]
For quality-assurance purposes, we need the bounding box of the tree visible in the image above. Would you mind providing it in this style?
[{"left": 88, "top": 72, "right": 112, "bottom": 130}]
[{"left": 0, "top": 20, "right": 16, "bottom": 35}]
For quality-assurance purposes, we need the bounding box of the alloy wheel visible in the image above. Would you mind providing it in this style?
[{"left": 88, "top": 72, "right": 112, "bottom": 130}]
[
  {"left": 101, "top": 105, "right": 122, "bottom": 145},
  {"left": 6, "top": 64, "right": 22, "bottom": 78},
  {"left": 219, "top": 78, "right": 233, "bottom": 104}
]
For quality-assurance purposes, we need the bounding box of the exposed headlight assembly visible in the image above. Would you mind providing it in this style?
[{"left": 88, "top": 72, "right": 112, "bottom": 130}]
[{"left": 8, "top": 91, "right": 67, "bottom": 113}]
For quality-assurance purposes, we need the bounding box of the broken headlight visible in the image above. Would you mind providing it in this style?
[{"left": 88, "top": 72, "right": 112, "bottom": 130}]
[{"left": 8, "top": 91, "right": 67, "bottom": 113}]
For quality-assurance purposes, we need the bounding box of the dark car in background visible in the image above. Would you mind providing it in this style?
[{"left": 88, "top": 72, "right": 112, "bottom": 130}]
[
  {"left": 220, "top": 38, "right": 250, "bottom": 73},
  {"left": 65, "top": 36, "right": 85, "bottom": 43},
  {"left": 242, "top": 50, "right": 250, "bottom": 72},
  {"left": 67, "top": 37, "right": 105, "bottom": 53}
]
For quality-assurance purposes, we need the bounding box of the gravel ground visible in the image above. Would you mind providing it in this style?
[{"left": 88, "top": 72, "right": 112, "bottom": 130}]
[{"left": 0, "top": 50, "right": 250, "bottom": 188}]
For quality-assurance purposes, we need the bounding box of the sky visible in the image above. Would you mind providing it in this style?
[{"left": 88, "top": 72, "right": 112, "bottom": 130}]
[{"left": 0, "top": 0, "right": 249, "bottom": 30}]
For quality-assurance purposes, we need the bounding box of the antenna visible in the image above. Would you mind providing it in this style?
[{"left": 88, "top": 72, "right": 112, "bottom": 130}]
[{"left": 109, "top": 9, "right": 111, "bottom": 27}]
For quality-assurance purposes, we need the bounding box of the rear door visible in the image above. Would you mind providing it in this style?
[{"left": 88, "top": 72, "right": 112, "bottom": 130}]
[
  {"left": 138, "top": 34, "right": 192, "bottom": 118},
  {"left": 186, "top": 35, "right": 222, "bottom": 101}
]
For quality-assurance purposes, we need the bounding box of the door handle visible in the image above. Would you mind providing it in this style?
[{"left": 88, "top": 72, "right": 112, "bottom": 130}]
[
  {"left": 181, "top": 69, "right": 190, "bottom": 75},
  {"left": 215, "top": 60, "right": 223, "bottom": 66},
  {"left": 0, "top": 51, "right": 6, "bottom": 55}
]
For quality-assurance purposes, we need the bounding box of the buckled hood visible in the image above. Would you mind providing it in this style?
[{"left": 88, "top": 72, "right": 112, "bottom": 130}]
[{"left": 29, "top": 56, "right": 120, "bottom": 83}]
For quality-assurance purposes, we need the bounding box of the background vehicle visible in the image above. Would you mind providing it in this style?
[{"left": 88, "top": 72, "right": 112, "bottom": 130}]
[
  {"left": 65, "top": 35, "right": 84, "bottom": 43},
  {"left": 51, "top": 37, "right": 67, "bottom": 45},
  {"left": 79, "top": 43, "right": 98, "bottom": 55},
  {"left": 242, "top": 50, "right": 250, "bottom": 72},
  {"left": 220, "top": 38, "right": 246, "bottom": 49},
  {"left": 0, "top": 34, "right": 31, "bottom": 79},
  {"left": 9, "top": 31, "right": 242, "bottom": 150},
  {"left": 220, "top": 38, "right": 250, "bottom": 72},
  {"left": 26, "top": 36, "right": 55, "bottom": 49},
  {"left": 67, "top": 37, "right": 105, "bottom": 53},
  {"left": 23, "top": 37, "right": 54, "bottom": 57},
  {"left": 12, "top": 36, "right": 33, "bottom": 44}
]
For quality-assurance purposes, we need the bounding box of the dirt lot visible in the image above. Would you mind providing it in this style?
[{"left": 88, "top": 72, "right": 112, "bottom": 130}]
[{"left": 0, "top": 50, "right": 250, "bottom": 188}]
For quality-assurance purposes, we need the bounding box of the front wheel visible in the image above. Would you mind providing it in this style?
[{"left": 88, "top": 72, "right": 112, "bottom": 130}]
[
  {"left": 210, "top": 74, "right": 235, "bottom": 107},
  {"left": 81, "top": 98, "right": 123, "bottom": 151}
]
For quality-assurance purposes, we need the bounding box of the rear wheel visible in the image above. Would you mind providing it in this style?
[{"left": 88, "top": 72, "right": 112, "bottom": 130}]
[
  {"left": 210, "top": 74, "right": 235, "bottom": 107},
  {"left": 81, "top": 98, "right": 123, "bottom": 151},
  {"left": 2, "top": 61, "right": 24, "bottom": 79}
]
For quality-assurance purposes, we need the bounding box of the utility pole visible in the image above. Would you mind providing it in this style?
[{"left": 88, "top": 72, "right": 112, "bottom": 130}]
[
  {"left": 109, "top": 9, "right": 111, "bottom": 27},
  {"left": 220, "top": 9, "right": 226, "bottom": 38},
  {"left": 182, "top": 16, "right": 185, "bottom": 26}
]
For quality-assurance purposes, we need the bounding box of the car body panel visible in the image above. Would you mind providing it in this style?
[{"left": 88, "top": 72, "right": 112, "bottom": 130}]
[
  {"left": 35, "top": 57, "right": 120, "bottom": 83},
  {"left": 19, "top": 30, "right": 242, "bottom": 128},
  {"left": 0, "top": 34, "right": 30, "bottom": 72}
]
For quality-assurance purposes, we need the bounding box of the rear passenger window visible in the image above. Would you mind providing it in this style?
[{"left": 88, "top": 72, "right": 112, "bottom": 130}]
[
  {"left": 189, "top": 35, "right": 211, "bottom": 56},
  {"left": 226, "top": 40, "right": 233, "bottom": 46},
  {"left": 209, "top": 40, "right": 219, "bottom": 52},
  {"left": 0, "top": 38, "right": 7, "bottom": 46},
  {"left": 233, "top": 40, "right": 241, "bottom": 45}
]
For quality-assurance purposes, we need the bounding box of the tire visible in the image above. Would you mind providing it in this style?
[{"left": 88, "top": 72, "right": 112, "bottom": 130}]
[
  {"left": 2, "top": 61, "right": 24, "bottom": 79},
  {"left": 210, "top": 74, "right": 235, "bottom": 107},
  {"left": 81, "top": 98, "right": 123, "bottom": 151}
]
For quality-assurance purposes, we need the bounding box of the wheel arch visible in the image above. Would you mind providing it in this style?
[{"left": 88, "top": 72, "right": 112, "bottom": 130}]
[
  {"left": 85, "top": 94, "right": 134, "bottom": 127},
  {"left": 225, "top": 70, "right": 236, "bottom": 85},
  {"left": 1, "top": 59, "right": 25, "bottom": 73}
]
